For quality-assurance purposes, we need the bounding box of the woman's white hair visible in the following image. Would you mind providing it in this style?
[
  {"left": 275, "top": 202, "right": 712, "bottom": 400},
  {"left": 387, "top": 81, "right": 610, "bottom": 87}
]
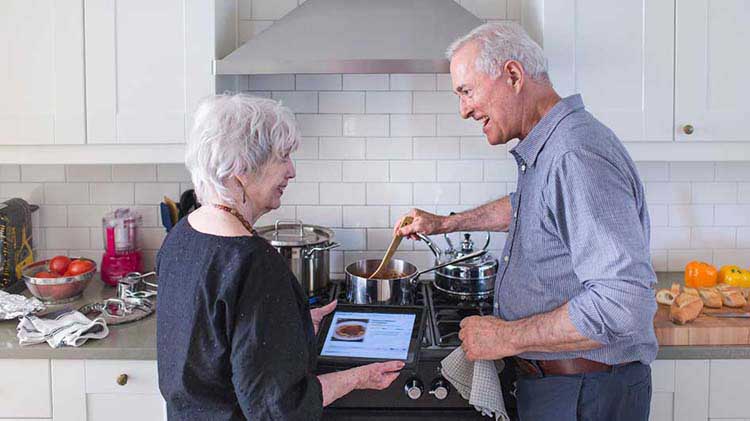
[
  {"left": 446, "top": 22, "right": 548, "bottom": 81},
  {"left": 185, "top": 93, "right": 300, "bottom": 206}
]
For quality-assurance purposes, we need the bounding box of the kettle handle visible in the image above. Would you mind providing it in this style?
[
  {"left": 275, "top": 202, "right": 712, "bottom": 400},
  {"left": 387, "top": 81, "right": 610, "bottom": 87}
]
[
  {"left": 416, "top": 233, "right": 442, "bottom": 258},
  {"left": 441, "top": 211, "right": 491, "bottom": 252}
]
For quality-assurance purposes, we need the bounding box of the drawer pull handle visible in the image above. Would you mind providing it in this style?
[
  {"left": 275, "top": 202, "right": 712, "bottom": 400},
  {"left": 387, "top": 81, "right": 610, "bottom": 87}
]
[
  {"left": 682, "top": 124, "right": 694, "bottom": 135},
  {"left": 116, "top": 373, "right": 129, "bottom": 386}
]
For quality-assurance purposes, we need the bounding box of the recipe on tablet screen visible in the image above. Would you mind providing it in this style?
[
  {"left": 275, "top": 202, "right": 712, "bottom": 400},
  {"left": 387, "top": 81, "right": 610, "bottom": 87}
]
[{"left": 321, "top": 311, "right": 416, "bottom": 360}]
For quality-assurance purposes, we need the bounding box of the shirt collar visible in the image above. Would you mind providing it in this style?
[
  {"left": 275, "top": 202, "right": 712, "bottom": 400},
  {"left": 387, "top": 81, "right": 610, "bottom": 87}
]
[{"left": 510, "top": 94, "right": 585, "bottom": 167}]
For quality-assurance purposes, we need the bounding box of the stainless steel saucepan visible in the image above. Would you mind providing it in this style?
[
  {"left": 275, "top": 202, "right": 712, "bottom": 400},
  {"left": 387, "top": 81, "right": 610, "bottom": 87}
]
[{"left": 345, "top": 250, "right": 487, "bottom": 305}]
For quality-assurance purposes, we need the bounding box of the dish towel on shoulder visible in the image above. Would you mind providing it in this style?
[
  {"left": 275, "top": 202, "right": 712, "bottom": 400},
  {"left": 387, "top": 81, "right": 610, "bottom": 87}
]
[
  {"left": 441, "top": 347, "right": 509, "bottom": 421},
  {"left": 17, "top": 310, "right": 109, "bottom": 348}
]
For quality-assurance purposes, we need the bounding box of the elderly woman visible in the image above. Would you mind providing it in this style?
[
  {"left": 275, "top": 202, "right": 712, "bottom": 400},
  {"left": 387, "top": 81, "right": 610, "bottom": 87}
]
[{"left": 156, "top": 93, "right": 403, "bottom": 420}]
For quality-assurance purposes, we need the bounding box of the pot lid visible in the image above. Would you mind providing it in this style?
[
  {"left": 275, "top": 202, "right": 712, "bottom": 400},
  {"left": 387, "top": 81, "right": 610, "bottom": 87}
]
[
  {"left": 438, "top": 252, "right": 498, "bottom": 278},
  {"left": 255, "top": 220, "right": 333, "bottom": 247}
]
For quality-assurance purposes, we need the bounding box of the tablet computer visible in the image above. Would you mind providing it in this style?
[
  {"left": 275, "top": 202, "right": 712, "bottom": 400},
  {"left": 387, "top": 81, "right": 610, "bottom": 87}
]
[{"left": 316, "top": 304, "right": 425, "bottom": 369}]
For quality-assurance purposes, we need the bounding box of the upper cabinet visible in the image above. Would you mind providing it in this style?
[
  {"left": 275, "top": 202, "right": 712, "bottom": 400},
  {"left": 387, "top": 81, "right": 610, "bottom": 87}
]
[
  {"left": 84, "top": 0, "right": 213, "bottom": 144},
  {"left": 542, "top": 0, "right": 674, "bottom": 142},
  {"left": 0, "top": 0, "right": 86, "bottom": 145},
  {"left": 675, "top": 0, "right": 750, "bottom": 142}
]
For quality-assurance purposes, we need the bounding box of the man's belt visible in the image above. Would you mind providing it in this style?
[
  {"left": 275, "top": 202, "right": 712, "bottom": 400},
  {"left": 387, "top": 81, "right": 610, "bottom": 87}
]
[{"left": 513, "top": 357, "right": 612, "bottom": 377}]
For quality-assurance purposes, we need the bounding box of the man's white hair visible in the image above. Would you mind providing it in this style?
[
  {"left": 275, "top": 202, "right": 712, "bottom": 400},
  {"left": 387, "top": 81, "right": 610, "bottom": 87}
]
[
  {"left": 185, "top": 93, "right": 300, "bottom": 206},
  {"left": 446, "top": 22, "right": 548, "bottom": 81}
]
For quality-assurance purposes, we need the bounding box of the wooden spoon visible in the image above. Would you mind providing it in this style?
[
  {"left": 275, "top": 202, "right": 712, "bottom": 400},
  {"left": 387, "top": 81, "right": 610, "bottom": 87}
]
[{"left": 368, "top": 216, "right": 413, "bottom": 280}]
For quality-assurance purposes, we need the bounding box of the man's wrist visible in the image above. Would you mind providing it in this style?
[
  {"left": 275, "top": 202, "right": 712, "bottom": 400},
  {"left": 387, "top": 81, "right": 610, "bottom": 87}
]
[
  {"left": 440, "top": 213, "right": 458, "bottom": 233},
  {"left": 500, "top": 319, "right": 526, "bottom": 356}
]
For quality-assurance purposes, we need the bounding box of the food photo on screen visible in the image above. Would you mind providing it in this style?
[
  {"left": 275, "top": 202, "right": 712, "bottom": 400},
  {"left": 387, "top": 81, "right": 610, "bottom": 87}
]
[{"left": 331, "top": 318, "right": 369, "bottom": 342}]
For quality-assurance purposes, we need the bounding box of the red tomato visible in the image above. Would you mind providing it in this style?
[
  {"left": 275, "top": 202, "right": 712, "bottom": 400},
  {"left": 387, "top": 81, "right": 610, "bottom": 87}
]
[
  {"left": 35, "top": 271, "right": 56, "bottom": 278},
  {"left": 49, "top": 256, "right": 71, "bottom": 274},
  {"left": 65, "top": 259, "right": 94, "bottom": 276}
]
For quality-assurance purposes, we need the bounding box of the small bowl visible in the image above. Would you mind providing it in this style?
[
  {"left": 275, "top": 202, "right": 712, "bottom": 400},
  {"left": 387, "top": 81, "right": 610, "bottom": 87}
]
[{"left": 21, "top": 258, "right": 97, "bottom": 304}]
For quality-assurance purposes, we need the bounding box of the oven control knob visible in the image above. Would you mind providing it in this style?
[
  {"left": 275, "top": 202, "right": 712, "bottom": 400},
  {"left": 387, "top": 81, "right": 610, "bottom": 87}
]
[
  {"left": 429, "top": 378, "right": 450, "bottom": 400},
  {"left": 404, "top": 378, "right": 424, "bottom": 400}
]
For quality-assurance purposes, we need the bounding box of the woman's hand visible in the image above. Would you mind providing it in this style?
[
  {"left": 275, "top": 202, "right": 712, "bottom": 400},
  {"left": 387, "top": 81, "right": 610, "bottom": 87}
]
[
  {"left": 310, "top": 300, "right": 337, "bottom": 335},
  {"left": 353, "top": 361, "right": 405, "bottom": 390}
]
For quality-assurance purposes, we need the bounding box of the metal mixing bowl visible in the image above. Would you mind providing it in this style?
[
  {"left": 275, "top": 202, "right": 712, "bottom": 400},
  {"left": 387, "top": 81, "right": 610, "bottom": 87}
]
[{"left": 21, "top": 258, "right": 97, "bottom": 304}]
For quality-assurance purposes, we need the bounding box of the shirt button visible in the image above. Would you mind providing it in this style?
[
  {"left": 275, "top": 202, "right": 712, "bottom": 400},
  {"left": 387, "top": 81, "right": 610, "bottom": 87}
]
[
  {"left": 513, "top": 211, "right": 517, "bottom": 218},
  {"left": 503, "top": 255, "right": 509, "bottom": 262},
  {"left": 494, "top": 303, "right": 499, "bottom": 310},
  {"left": 520, "top": 164, "right": 526, "bottom": 172}
]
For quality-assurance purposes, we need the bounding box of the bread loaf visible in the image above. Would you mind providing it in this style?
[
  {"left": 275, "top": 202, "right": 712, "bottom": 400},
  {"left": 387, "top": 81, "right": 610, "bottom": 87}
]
[
  {"left": 716, "top": 285, "right": 747, "bottom": 308},
  {"left": 656, "top": 289, "right": 676, "bottom": 306},
  {"left": 670, "top": 293, "right": 704, "bottom": 325},
  {"left": 698, "top": 288, "right": 723, "bottom": 308}
]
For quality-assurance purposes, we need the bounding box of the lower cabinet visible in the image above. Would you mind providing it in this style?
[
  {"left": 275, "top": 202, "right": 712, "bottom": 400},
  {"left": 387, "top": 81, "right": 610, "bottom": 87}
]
[{"left": 0, "top": 359, "right": 51, "bottom": 419}]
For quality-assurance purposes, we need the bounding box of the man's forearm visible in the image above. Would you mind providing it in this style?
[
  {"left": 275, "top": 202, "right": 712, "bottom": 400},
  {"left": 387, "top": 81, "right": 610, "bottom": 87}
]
[
  {"left": 509, "top": 303, "right": 602, "bottom": 354},
  {"left": 443, "top": 196, "right": 512, "bottom": 233}
]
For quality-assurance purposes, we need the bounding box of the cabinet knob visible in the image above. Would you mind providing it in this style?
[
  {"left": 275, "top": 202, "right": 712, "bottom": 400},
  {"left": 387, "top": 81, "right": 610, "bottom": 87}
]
[
  {"left": 682, "top": 124, "right": 694, "bottom": 135},
  {"left": 116, "top": 373, "right": 129, "bottom": 386}
]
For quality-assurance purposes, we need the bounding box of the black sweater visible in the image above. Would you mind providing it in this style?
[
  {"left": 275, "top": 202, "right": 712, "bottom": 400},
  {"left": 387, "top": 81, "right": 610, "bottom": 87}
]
[{"left": 156, "top": 218, "right": 323, "bottom": 420}]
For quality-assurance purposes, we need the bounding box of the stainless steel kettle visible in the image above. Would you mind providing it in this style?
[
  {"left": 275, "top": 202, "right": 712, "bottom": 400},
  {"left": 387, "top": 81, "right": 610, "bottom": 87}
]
[{"left": 418, "top": 231, "right": 498, "bottom": 299}]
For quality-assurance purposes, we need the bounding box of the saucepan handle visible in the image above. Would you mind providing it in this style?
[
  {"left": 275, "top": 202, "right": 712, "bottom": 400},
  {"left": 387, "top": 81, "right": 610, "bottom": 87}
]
[{"left": 408, "top": 249, "right": 487, "bottom": 286}]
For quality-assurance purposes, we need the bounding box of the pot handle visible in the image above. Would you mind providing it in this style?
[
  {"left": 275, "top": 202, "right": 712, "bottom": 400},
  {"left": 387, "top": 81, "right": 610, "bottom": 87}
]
[
  {"left": 409, "top": 249, "right": 487, "bottom": 286},
  {"left": 274, "top": 219, "right": 304, "bottom": 237},
  {"left": 303, "top": 242, "right": 340, "bottom": 259}
]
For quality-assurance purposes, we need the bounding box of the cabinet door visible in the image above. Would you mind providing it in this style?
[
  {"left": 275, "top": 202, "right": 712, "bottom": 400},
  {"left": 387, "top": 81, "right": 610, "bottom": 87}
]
[
  {"left": 0, "top": 359, "right": 52, "bottom": 418},
  {"left": 84, "top": 0, "right": 212, "bottom": 144},
  {"left": 0, "top": 0, "right": 86, "bottom": 145},
  {"left": 542, "top": 0, "right": 674, "bottom": 141},
  {"left": 675, "top": 0, "right": 750, "bottom": 142}
]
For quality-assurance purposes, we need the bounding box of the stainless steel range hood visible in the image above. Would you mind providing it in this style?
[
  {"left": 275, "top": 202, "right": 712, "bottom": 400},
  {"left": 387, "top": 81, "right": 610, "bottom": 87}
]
[{"left": 214, "top": 0, "right": 483, "bottom": 75}]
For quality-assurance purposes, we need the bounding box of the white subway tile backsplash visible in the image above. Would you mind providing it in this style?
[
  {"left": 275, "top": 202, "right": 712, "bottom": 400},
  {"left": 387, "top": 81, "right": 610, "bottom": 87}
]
[
  {"left": 282, "top": 183, "right": 320, "bottom": 205},
  {"left": 67, "top": 205, "right": 110, "bottom": 227},
  {"left": 367, "top": 183, "right": 412, "bottom": 205},
  {"left": 247, "top": 75, "right": 295, "bottom": 91},
  {"left": 413, "top": 183, "right": 460, "bottom": 205},
  {"left": 138, "top": 227, "right": 167, "bottom": 250},
  {"left": 333, "top": 228, "right": 366, "bottom": 250},
  {"left": 414, "top": 92, "right": 458, "bottom": 114},
  {"left": 648, "top": 204, "right": 669, "bottom": 226},
  {"left": 668, "top": 249, "right": 713, "bottom": 271},
  {"left": 320, "top": 183, "right": 365, "bottom": 205},
  {"left": 437, "top": 114, "right": 483, "bottom": 136},
  {"left": 272, "top": 91, "right": 318, "bottom": 113},
  {"left": 251, "top": 0, "right": 297, "bottom": 19},
  {"left": 90, "top": 228, "right": 104, "bottom": 250},
  {"left": 343, "top": 74, "right": 389, "bottom": 91},
  {"left": 21, "top": 165, "right": 65, "bottom": 182},
  {"left": 460, "top": 137, "right": 508, "bottom": 160},
  {"left": 39, "top": 206, "right": 67, "bottom": 227},
  {"left": 45, "top": 227, "right": 90, "bottom": 249},
  {"left": 112, "top": 165, "right": 157, "bottom": 182},
  {"left": 650, "top": 227, "right": 690, "bottom": 249},
  {"left": 739, "top": 183, "right": 750, "bottom": 203},
  {"left": 295, "top": 161, "right": 342, "bottom": 182},
  {"left": 651, "top": 250, "right": 667, "bottom": 272},
  {"left": 343, "top": 115, "right": 389, "bottom": 137},
  {"left": 669, "top": 162, "right": 715, "bottom": 181},
  {"left": 645, "top": 182, "right": 690, "bottom": 204},
  {"left": 437, "top": 161, "right": 483, "bottom": 182},
  {"left": 390, "top": 74, "right": 436, "bottom": 91},
  {"left": 461, "top": 183, "right": 507, "bottom": 205},
  {"left": 1, "top": 183, "right": 44, "bottom": 204},
  {"left": 367, "top": 228, "right": 411, "bottom": 251},
  {"left": 0, "top": 165, "right": 20, "bottom": 182},
  {"left": 713, "top": 249, "right": 750, "bottom": 268},
  {"left": 135, "top": 183, "right": 180, "bottom": 205},
  {"left": 319, "top": 138, "right": 366, "bottom": 160},
  {"left": 669, "top": 205, "right": 713, "bottom": 227},
  {"left": 739, "top": 228, "right": 750, "bottom": 248},
  {"left": 89, "top": 183, "right": 131, "bottom": 205},
  {"left": 413, "top": 138, "right": 460, "bottom": 159},
  {"left": 690, "top": 227, "right": 736, "bottom": 249},
  {"left": 255, "top": 206, "right": 296, "bottom": 227},
  {"left": 319, "top": 92, "right": 365, "bottom": 114},
  {"left": 692, "top": 183, "right": 737, "bottom": 204},
  {"left": 343, "top": 206, "right": 389, "bottom": 228},
  {"left": 66, "top": 165, "right": 111, "bottom": 182},
  {"left": 636, "top": 162, "right": 669, "bottom": 182},
  {"left": 390, "top": 161, "right": 436, "bottom": 182},
  {"left": 715, "top": 162, "right": 750, "bottom": 181},
  {"left": 436, "top": 74, "right": 453, "bottom": 91},
  {"left": 296, "top": 114, "right": 342, "bottom": 136},
  {"left": 484, "top": 161, "right": 518, "bottom": 181},
  {"left": 45, "top": 183, "right": 89, "bottom": 205},
  {"left": 714, "top": 205, "right": 750, "bottom": 226},
  {"left": 366, "top": 138, "right": 413, "bottom": 160},
  {"left": 157, "top": 164, "right": 191, "bottom": 182},
  {"left": 342, "top": 161, "right": 388, "bottom": 182},
  {"left": 366, "top": 92, "right": 412, "bottom": 114},
  {"left": 296, "top": 206, "right": 342, "bottom": 227},
  {"left": 390, "top": 115, "right": 436, "bottom": 136},
  {"left": 296, "top": 74, "right": 342, "bottom": 91}
]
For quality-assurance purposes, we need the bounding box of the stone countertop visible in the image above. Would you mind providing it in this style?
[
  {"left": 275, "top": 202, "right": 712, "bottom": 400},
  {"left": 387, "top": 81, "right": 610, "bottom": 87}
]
[{"left": 2, "top": 272, "right": 750, "bottom": 360}]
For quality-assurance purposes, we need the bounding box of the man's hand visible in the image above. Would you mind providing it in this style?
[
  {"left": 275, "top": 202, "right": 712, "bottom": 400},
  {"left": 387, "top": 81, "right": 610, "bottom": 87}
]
[
  {"left": 311, "top": 300, "right": 337, "bottom": 335},
  {"left": 458, "top": 315, "right": 519, "bottom": 361},
  {"left": 394, "top": 208, "right": 449, "bottom": 240}
]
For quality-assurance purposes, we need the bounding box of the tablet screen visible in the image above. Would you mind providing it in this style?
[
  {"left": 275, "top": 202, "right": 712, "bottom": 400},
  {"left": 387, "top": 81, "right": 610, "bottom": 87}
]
[{"left": 321, "top": 311, "right": 416, "bottom": 360}]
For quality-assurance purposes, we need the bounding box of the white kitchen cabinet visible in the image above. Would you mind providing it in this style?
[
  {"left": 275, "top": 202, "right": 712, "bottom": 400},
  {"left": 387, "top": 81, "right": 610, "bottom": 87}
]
[
  {"left": 0, "top": 0, "right": 86, "bottom": 146},
  {"left": 538, "top": 0, "right": 674, "bottom": 142},
  {"left": 675, "top": 0, "right": 750, "bottom": 142},
  {"left": 0, "top": 359, "right": 51, "bottom": 418},
  {"left": 84, "top": 0, "right": 212, "bottom": 145}
]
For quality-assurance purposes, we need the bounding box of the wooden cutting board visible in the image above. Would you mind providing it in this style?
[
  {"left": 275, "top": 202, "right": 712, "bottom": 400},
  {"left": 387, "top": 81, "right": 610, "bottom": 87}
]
[{"left": 654, "top": 303, "right": 750, "bottom": 345}]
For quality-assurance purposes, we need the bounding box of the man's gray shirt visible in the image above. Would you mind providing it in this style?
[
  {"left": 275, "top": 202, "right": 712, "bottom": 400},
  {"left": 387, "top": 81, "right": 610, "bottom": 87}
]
[{"left": 494, "top": 94, "right": 658, "bottom": 365}]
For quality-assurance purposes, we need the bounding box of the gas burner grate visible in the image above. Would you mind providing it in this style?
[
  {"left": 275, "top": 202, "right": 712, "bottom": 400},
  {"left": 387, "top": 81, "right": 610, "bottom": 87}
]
[{"left": 427, "top": 284, "right": 494, "bottom": 347}]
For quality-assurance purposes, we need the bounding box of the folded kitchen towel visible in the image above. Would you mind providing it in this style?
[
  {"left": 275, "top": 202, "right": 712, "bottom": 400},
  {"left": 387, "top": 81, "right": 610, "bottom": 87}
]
[
  {"left": 0, "top": 290, "right": 45, "bottom": 320},
  {"left": 17, "top": 310, "right": 109, "bottom": 348},
  {"left": 441, "top": 347, "right": 509, "bottom": 421}
]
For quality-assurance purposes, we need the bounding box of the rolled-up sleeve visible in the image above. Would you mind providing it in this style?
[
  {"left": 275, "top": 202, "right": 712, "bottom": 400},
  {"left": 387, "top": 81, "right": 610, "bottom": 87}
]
[
  {"left": 544, "top": 150, "right": 657, "bottom": 345},
  {"left": 229, "top": 262, "right": 323, "bottom": 420}
]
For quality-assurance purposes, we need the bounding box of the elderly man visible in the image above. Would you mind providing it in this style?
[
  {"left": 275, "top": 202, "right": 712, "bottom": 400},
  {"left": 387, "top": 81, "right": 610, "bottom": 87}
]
[{"left": 396, "top": 23, "right": 657, "bottom": 420}]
